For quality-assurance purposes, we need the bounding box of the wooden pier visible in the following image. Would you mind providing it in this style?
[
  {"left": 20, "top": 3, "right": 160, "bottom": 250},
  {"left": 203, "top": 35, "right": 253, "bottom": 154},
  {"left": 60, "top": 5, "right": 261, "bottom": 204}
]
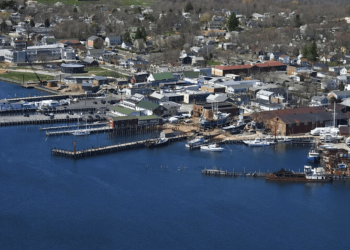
[
  {"left": 0, "top": 117, "right": 103, "bottom": 127},
  {"left": 40, "top": 122, "right": 108, "bottom": 131},
  {"left": 202, "top": 167, "right": 267, "bottom": 177},
  {"left": 51, "top": 134, "right": 188, "bottom": 158},
  {"left": 45, "top": 126, "right": 113, "bottom": 136}
]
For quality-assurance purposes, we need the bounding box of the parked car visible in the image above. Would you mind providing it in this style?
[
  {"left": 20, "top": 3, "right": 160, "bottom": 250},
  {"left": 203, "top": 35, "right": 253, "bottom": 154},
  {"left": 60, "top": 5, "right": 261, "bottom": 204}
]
[
  {"left": 95, "top": 115, "right": 100, "bottom": 119},
  {"left": 66, "top": 115, "right": 70, "bottom": 119},
  {"left": 24, "top": 113, "right": 29, "bottom": 117},
  {"left": 88, "top": 115, "right": 93, "bottom": 119}
]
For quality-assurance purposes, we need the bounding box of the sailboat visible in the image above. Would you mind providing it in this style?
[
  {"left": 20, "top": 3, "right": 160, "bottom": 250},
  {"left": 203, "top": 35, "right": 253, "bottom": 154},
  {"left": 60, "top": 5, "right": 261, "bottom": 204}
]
[{"left": 72, "top": 118, "right": 90, "bottom": 136}]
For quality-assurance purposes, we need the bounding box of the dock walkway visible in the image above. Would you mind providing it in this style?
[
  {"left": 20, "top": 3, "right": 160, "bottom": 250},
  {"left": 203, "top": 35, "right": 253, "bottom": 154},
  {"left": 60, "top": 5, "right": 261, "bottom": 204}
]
[
  {"left": 46, "top": 126, "right": 113, "bottom": 136},
  {"left": 51, "top": 134, "right": 188, "bottom": 158}
]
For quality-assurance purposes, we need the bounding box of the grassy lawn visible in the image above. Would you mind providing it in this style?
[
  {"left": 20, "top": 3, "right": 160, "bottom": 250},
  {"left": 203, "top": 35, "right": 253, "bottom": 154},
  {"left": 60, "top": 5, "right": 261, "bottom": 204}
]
[
  {"left": 0, "top": 72, "right": 53, "bottom": 83},
  {"left": 206, "top": 60, "right": 222, "bottom": 66}
]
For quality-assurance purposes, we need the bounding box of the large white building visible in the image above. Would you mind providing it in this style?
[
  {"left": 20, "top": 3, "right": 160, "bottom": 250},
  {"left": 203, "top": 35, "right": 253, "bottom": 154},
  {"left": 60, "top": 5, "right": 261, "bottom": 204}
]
[{"left": 4, "top": 44, "right": 75, "bottom": 63}]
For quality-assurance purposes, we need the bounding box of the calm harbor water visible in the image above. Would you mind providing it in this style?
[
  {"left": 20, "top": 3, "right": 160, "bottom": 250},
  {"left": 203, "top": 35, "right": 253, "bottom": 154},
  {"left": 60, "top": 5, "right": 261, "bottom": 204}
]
[{"left": 1, "top": 81, "right": 350, "bottom": 250}]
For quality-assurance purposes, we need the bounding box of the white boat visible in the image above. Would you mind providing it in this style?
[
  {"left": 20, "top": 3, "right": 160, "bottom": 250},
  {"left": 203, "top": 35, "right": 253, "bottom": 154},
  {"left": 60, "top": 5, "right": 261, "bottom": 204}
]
[
  {"left": 245, "top": 138, "right": 270, "bottom": 147},
  {"left": 320, "top": 132, "right": 343, "bottom": 142},
  {"left": 277, "top": 137, "right": 292, "bottom": 143},
  {"left": 307, "top": 149, "right": 320, "bottom": 162},
  {"left": 146, "top": 137, "right": 169, "bottom": 147},
  {"left": 200, "top": 144, "right": 224, "bottom": 152},
  {"left": 185, "top": 136, "right": 206, "bottom": 148},
  {"left": 319, "top": 144, "right": 337, "bottom": 150},
  {"left": 222, "top": 118, "right": 246, "bottom": 132},
  {"left": 346, "top": 137, "right": 350, "bottom": 147},
  {"left": 72, "top": 119, "right": 90, "bottom": 136},
  {"left": 304, "top": 166, "right": 329, "bottom": 180}
]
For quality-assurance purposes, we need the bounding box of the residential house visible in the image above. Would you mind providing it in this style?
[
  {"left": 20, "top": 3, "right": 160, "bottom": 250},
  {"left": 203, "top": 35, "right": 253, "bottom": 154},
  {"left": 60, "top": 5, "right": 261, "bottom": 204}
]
[
  {"left": 130, "top": 72, "right": 149, "bottom": 83},
  {"left": 327, "top": 91, "right": 350, "bottom": 101},
  {"left": 252, "top": 13, "right": 264, "bottom": 21},
  {"left": 269, "top": 52, "right": 284, "bottom": 61},
  {"left": 279, "top": 55, "right": 290, "bottom": 64},
  {"left": 329, "top": 66, "right": 347, "bottom": 76},
  {"left": 207, "top": 21, "right": 223, "bottom": 30},
  {"left": 87, "top": 49, "right": 104, "bottom": 60},
  {"left": 147, "top": 72, "right": 177, "bottom": 85},
  {"left": 133, "top": 39, "right": 146, "bottom": 51},
  {"left": 105, "top": 35, "right": 122, "bottom": 46},
  {"left": 121, "top": 42, "right": 133, "bottom": 50},
  {"left": 87, "top": 36, "right": 103, "bottom": 49},
  {"left": 320, "top": 55, "right": 335, "bottom": 63},
  {"left": 206, "top": 93, "right": 228, "bottom": 103},
  {"left": 297, "top": 58, "right": 309, "bottom": 67},
  {"left": 82, "top": 57, "right": 99, "bottom": 67},
  {"left": 192, "top": 57, "right": 206, "bottom": 67},
  {"left": 321, "top": 79, "right": 338, "bottom": 90},
  {"left": 313, "top": 63, "right": 328, "bottom": 71},
  {"left": 309, "top": 95, "right": 329, "bottom": 107}
]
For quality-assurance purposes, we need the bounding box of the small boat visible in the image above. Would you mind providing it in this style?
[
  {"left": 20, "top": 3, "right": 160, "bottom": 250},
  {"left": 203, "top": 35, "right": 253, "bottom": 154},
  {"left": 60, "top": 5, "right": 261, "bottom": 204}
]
[
  {"left": 307, "top": 149, "right": 320, "bottom": 162},
  {"left": 277, "top": 137, "right": 292, "bottom": 143},
  {"left": 186, "top": 136, "right": 206, "bottom": 148},
  {"left": 200, "top": 144, "right": 224, "bottom": 152},
  {"left": 146, "top": 137, "right": 169, "bottom": 147},
  {"left": 319, "top": 144, "right": 337, "bottom": 150},
  {"left": 72, "top": 119, "right": 90, "bottom": 136},
  {"left": 245, "top": 138, "right": 270, "bottom": 147},
  {"left": 222, "top": 119, "right": 246, "bottom": 132},
  {"left": 346, "top": 137, "right": 350, "bottom": 147}
]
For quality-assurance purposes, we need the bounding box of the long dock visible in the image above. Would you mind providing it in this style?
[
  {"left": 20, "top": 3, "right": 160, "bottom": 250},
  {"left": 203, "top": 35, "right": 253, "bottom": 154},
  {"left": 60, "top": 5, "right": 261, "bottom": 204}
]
[
  {"left": 202, "top": 167, "right": 267, "bottom": 177},
  {"left": 0, "top": 116, "right": 103, "bottom": 126},
  {"left": 40, "top": 122, "right": 108, "bottom": 131},
  {"left": 51, "top": 134, "right": 189, "bottom": 158},
  {"left": 46, "top": 126, "right": 113, "bottom": 136}
]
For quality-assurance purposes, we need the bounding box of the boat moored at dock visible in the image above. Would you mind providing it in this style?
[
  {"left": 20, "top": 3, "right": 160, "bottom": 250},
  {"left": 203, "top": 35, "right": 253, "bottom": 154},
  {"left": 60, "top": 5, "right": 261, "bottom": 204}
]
[
  {"left": 200, "top": 144, "right": 224, "bottom": 152},
  {"left": 265, "top": 166, "right": 332, "bottom": 182}
]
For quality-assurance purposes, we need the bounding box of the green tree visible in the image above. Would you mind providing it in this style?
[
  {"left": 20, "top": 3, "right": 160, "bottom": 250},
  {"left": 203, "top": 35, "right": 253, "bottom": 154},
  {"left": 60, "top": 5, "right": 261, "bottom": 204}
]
[
  {"left": 73, "top": 7, "right": 77, "bottom": 13},
  {"left": 0, "top": 20, "right": 7, "bottom": 31},
  {"left": 227, "top": 12, "right": 239, "bottom": 31},
  {"left": 339, "top": 82, "right": 345, "bottom": 91},
  {"left": 29, "top": 19, "right": 35, "bottom": 27},
  {"left": 123, "top": 31, "right": 131, "bottom": 43},
  {"left": 308, "top": 41, "right": 318, "bottom": 62},
  {"left": 44, "top": 18, "right": 50, "bottom": 28},
  {"left": 141, "top": 27, "right": 147, "bottom": 41},
  {"left": 294, "top": 14, "right": 302, "bottom": 28},
  {"left": 302, "top": 44, "right": 309, "bottom": 58},
  {"left": 135, "top": 27, "right": 142, "bottom": 40},
  {"left": 184, "top": 2, "right": 194, "bottom": 12}
]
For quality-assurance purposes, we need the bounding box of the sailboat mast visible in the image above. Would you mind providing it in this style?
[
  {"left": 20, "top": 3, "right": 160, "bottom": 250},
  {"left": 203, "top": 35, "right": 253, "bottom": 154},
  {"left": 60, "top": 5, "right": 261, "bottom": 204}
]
[{"left": 333, "top": 101, "right": 336, "bottom": 128}]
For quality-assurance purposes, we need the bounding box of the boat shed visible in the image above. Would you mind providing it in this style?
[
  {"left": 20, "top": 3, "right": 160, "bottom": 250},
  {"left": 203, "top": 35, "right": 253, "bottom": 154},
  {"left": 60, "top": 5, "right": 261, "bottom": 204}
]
[{"left": 254, "top": 106, "right": 350, "bottom": 136}]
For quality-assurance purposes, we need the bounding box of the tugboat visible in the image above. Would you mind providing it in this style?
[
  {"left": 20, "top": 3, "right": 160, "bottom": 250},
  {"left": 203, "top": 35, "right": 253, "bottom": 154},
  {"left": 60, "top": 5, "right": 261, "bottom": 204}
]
[{"left": 265, "top": 166, "right": 332, "bottom": 182}]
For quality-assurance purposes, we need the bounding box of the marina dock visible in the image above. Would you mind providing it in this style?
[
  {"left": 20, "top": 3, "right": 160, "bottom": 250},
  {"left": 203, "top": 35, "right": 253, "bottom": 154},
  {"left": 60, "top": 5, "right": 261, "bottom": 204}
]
[
  {"left": 202, "top": 167, "right": 267, "bottom": 177},
  {"left": 45, "top": 126, "right": 113, "bottom": 136},
  {"left": 51, "top": 134, "right": 188, "bottom": 158}
]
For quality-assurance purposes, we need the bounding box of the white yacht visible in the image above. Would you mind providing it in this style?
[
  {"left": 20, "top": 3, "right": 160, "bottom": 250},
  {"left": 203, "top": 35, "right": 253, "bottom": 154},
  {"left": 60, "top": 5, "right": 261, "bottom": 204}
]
[
  {"left": 200, "top": 144, "right": 224, "bottom": 152},
  {"left": 185, "top": 136, "right": 206, "bottom": 148},
  {"left": 72, "top": 119, "right": 90, "bottom": 136},
  {"left": 244, "top": 138, "right": 270, "bottom": 147}
]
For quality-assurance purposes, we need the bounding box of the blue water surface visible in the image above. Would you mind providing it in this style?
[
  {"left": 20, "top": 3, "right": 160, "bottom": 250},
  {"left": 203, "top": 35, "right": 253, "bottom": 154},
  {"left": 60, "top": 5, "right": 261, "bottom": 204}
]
[{"left": 0, "top": 81, "right": 350, "bottom": 250}]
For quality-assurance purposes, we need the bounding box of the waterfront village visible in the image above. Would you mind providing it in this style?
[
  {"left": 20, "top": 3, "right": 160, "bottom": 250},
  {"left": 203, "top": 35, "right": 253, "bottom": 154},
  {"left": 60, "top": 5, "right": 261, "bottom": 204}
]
[{"left": 1, "top": 0, "right": 350, "bottom": 181}]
